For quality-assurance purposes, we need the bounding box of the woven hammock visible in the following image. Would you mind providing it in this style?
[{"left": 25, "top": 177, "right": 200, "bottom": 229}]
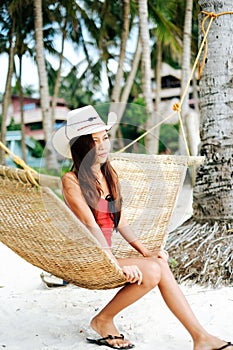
[{"left": 0, "top": 153, "right": 204, "bottom": 290}]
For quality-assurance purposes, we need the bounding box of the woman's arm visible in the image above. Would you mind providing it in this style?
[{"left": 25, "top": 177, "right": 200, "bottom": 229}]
[{"left": 62, "top": 172, "right": 118, "bottom": 264}]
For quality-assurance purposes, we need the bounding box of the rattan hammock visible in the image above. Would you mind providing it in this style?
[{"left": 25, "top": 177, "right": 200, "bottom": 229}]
[{"left": 0, "top": 153, "right": 204, "bottom": 290}]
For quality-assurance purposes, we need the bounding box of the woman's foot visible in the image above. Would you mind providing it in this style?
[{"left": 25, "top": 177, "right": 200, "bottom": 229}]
[
  {"left": 193, "top": 334, "right": 233, "bottom": 350},
  {"left": 90, "top": 315, "right": 134, "bottom": 348}
]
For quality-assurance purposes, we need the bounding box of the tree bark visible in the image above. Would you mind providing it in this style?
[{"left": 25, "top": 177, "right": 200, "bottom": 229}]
[{"left": 194, "top": 0, "right": 233, "bottom": 220}]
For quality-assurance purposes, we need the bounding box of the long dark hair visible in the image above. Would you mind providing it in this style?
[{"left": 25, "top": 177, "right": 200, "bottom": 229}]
[{"left": 70, "top": 134, "right": 122, "bottom": 227}]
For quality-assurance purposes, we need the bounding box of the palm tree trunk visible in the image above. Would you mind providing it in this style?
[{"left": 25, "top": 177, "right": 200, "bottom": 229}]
[
  {"left": 179, "top": 0, "right": 193, "bottom": 155},
  {"left": 154, "top": 39, "right": 162, "bottom": 154},
  {"left": 51, "top": 18, "right": 67, "bottom": 125},
  {"left": 109, "top": 0, "right": 130, "bottom": 147},
  {"left": 138, "top": 0, "right": 155, "bottom": 154},
  {"left": 0, "top": 18, "right": 15, "bottom": 165},
  {"left": 19, "top": 56, "right": 27, "bottom": 162},
  {"left": 33, "top": 0, "right": 58, "bottom": 169},
  {"left": 194, "top": 1, "right": 233, "bottom": 220},
  {"left": 167, "top": 1, "right": 233, "bottom": 287},
  {"left": 110, "top": 0, "right": 130, "bottom": 104},
  {"left": 110, "top": 34, "right": 142, "bottom": 143}
]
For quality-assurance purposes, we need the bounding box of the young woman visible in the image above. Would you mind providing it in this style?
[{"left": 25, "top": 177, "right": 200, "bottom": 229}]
[{"left": 52, "top": 106, "right": 232, "bottom": 350}]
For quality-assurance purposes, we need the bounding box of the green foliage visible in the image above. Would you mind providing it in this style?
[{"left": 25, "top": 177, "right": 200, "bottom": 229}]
[
  {"left": 122, "top": 98, "right": 147, "bottom": 127},
  {"left": 120, "top": 99, "right": 147, "bottom": 151},
  {"left": 159, "top": 123, "right": 179, "bottom": 154},
  {"left": 30, "top": 139, "right": 44, "bottom": 158},
  {"left": 169, "top": 257, "right": 179, "bottom": 269},
  {"left": 7, "top": 117, "right": 21, "bottom": 131}
]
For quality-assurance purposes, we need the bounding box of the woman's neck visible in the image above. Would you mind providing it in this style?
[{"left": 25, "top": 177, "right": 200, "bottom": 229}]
[{"left": 92, "top": 164, "right": 103, "bottom": 182}]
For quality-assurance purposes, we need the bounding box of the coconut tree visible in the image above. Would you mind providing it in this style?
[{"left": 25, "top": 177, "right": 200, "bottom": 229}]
[
  {"left": 33, "top": 0, "right": 57, "bottom": 169},
  {"left": 13, "top": 1, "right": 35, "bottom": 163},
  {"left": 108, "top": 0, "right": 143, "bottom": 145},
  {"left": 179, "top": 0, "right": 193, "bottom": 156},
  {"left": 167, "top": 0, "right": 233, "bottom": 287},
  {"left": 48, "top": 0, "right": 82, "bottom": 123},
  {"left": 138, "top": 0, "right": 155, "bottom": 154},
  {"left": 0, "top": 1, "right": 15, "bottom": 164},
  {"left": 149, "top": 0, "right": 182, "bottom": 154}
]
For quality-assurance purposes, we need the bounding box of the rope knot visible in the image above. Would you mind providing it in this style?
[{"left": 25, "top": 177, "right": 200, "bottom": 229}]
[
  {"left": 209, "top": 12, "right": 217, "bottom": 19},
  {"left": 172, "top": 103, "right": 181, "bottom": 112}
]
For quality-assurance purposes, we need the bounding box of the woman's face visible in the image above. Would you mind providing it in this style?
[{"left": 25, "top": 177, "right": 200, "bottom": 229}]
[{"left": 92, "top": 130, "right": 111, "bottom": 164}]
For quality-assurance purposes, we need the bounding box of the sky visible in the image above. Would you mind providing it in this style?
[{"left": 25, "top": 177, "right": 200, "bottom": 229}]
[
  {"left": 0, "top": 39, "right": 84, "bottom": 95},
  {"left": 0, "top": 40, "right": 110, "bottom": 98},
  {"left": 0, "top": 25, "right": 138, "bottom": 99},
  {"left": 0, "top": 37, "right": 119, "bottom": 100},
  {"left": 0, "top": 53, "right": 38, "bottom": 94}
]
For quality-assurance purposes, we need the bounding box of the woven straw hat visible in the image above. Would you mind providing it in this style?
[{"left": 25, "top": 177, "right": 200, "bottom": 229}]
[{"left": 52, "top": 105, "right": 116, "bottom": 158}]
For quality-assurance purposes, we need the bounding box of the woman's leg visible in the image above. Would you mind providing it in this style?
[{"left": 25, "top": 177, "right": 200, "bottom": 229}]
[
  {"left": 90, "top": 257, "right": 161, "bottom": 348},
  {"left": 90, "top": 257, "right": 232, "bottom": 350},
  {"left": 156, "top": 258, "right": 233, "bottom": 350}
]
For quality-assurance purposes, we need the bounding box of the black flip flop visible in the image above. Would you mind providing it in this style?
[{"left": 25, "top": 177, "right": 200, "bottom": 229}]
[
  {"left": 217, "top": 342, "right": 233, "bottom": 350},
  {"left": 86, "top": 334, "right": 135, "bottom": 349}
]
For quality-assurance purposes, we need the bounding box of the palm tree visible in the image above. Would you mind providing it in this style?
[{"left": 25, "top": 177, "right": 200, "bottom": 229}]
[
  {"left": 149, "top": 0, "right": 182, "bottom": 154},
  {"left": 48, "top": 0, "right": 81, "bottom": 123},
  {"left": 33, "top": 0, "right": 57, "bottom": 169},
  {"left": 0, "top": 1, "right": 15, "bottom": 164},
  {"left": 138, "top": 0, "right": 154, "bottom": 154},
  {"left": 179, "top": 0, "right": 197, "bottom": 157},
  {"left": 168, "top": 0, "right": 233, "bottom": 287},
  {"left": 13, "top": 1, "right": 35, "bottom": 163}
]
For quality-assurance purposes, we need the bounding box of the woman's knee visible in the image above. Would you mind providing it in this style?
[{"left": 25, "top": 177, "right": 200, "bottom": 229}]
[{"left": 142, "top": 261, "right": 161, "bottom": 289}]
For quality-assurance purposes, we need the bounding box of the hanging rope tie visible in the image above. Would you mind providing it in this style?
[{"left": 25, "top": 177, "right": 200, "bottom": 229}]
[
  {"left": 118, "top": 10, "right": 233, "bottom": 156},
  {"left": 198, "top": 10, "right": 233, "bottom": 79}
]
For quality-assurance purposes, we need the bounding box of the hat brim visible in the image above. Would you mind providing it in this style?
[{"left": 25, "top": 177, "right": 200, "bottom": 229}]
[{"left": 52, "top": 123, "right": 112, "bottom": 159}]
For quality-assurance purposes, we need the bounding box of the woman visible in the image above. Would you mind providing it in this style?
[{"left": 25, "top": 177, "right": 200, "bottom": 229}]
[{"left": 52, "top": 105, "right": 232, "bottom": 350}]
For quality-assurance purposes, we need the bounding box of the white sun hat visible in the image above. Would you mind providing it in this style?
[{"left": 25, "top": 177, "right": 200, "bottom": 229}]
[{"left": 52, "top": 105, "right": 117, "bottom": 159}]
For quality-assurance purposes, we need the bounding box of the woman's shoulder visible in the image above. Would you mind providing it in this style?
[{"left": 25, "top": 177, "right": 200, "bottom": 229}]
[{"left": 62, "top": 171, "right": 79, "bottom": 187}]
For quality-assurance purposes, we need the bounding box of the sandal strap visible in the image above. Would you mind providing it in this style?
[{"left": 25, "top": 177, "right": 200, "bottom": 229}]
[
  {"left": 103, "top": 334, "right": 124, "bottom": 341},
  {"left": 217, "top": 342, "right": 233, "bottom": 350}
]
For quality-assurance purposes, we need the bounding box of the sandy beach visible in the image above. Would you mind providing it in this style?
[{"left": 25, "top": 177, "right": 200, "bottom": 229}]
[{"left": 0, "top": 183, "right": 232, "bottom": 349}]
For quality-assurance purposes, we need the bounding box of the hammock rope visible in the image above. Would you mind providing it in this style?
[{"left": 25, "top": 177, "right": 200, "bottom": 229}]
[{"left": 0, "top": 141, "right": 39, "bottom": 187}]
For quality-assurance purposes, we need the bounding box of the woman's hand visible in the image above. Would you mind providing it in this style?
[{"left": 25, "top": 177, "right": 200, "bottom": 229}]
[
  {"left": 157, "top": 249, "right": 169, "bottom": 261},
  {"left": 144, "top": 249, "right": 169, "bottom": 262},
  {"left": 121, "top": 265, "right": 143, "bottom": 285}
]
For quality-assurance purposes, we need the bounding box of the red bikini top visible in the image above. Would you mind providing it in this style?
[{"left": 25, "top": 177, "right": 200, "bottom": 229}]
[{"left": 95, "top": 197, "right": 114, "bottom": 246}]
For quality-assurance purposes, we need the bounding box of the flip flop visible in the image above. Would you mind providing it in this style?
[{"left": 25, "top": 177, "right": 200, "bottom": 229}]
[
  {"left": 86, "top": 334, "right": 135, "bottom": 349},
  {"left": 217, "top": 342, "right": 233, "bottom": 350},
  {"left": 40, "top": 272, "right": 69, "bottom": 288}
]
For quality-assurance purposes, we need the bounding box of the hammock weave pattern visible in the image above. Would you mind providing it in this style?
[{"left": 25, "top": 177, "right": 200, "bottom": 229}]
[{"left": 0, "top": 153, "right": 203, "bottom": 290}]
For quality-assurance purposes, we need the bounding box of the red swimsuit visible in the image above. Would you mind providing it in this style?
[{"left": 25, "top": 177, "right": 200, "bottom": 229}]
[{"left": 95, "top": 197, "right": 114, "bottom": 246}]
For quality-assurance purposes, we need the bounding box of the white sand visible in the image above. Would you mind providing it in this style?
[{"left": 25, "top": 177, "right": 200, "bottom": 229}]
[
  {"left": 0, "top": 242, "right": 232, "bottom": 350},
  {"left": 0, "top": 183, "right": 232, "bottom": 349}
]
